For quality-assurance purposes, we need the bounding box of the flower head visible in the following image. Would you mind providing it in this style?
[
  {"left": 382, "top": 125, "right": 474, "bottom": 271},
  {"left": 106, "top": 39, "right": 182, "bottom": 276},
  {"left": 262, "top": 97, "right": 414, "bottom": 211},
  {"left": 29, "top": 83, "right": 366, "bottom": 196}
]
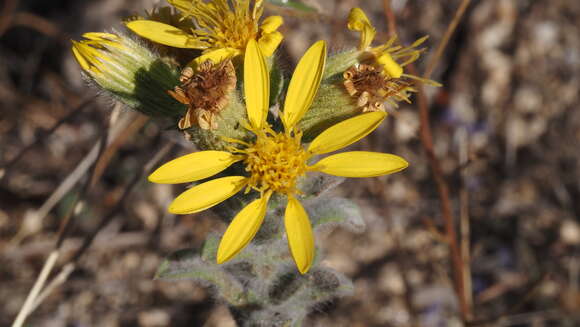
[
  {"left": 343, "top": 63, "right": 414, "bottom": 112},
  {"left": 168, "top": 59, "right": 237, "bottom": 130},
  {"left": 345, "top": 8, "right": 440, "bottom": 110},
  {"left": 347, "top": 7, "right": 426, "bottom": 79},
  {"left": 148, "top": 40, "right": 408, "bottom": 274},
  {"left": 71, "top": 32, "right": 185, "bottom": 117},
  {"left": 126, "top": 0, "right": 283, "bottom": 65}
]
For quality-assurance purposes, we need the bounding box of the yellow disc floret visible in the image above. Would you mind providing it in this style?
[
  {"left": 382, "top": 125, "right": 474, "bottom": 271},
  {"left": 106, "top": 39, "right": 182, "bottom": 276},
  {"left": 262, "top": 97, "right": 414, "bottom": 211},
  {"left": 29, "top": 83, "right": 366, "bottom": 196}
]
[{"left": 242, "top": 128, "right": 308, "bottom": 195}]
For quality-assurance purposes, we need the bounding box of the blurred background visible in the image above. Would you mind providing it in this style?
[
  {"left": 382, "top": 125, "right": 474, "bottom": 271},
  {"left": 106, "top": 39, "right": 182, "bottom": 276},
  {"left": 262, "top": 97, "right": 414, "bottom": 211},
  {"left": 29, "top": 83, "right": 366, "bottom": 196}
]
[{"left": 1, "top": 0, "right": 580, "bottom": 326}]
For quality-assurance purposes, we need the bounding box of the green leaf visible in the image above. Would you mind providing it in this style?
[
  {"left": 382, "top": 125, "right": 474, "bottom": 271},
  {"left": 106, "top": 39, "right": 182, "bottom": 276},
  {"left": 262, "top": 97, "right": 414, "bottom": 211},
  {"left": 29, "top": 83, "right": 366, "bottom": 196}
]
[
  {"left": 155, "top": 246, "right": 247, "bottom": 305},
  {"left": 298, "top": 172, "right": 345, "bottom": 198},
  {"left": 269, "top": 57, "right": 285, "bottom": 108},
  {"left": 305, "top": 197, "right": 365, "bottom": 232}
]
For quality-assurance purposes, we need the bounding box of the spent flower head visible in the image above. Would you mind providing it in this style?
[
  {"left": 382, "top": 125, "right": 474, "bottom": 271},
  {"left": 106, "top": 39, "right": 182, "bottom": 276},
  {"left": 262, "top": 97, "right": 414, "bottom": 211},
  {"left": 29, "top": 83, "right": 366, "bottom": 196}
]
[
  {"left": 344, "top": 8, "right": 440, "bottom": 110},
  {"left": 168, "top": 59, "right": 237, "bottom": 130},
  {"left": 126, "top": 0, "right": 283, "bottom": 66},
  {"left": 148, "top": 40, "right": 408, "bottom": 274}
]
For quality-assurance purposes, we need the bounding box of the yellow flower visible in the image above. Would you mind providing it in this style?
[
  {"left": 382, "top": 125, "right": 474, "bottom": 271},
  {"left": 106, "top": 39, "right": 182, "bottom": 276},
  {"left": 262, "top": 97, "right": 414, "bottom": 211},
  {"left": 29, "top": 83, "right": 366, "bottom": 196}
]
[
  {"left": 148, "top": 40, "right": 408, "bottom": 274},
  {"left": 347, "top": 7, "right": 435, "bottom": 82},
  {"left": 126, "top": 0, "right": 283, "bottom": 65}
]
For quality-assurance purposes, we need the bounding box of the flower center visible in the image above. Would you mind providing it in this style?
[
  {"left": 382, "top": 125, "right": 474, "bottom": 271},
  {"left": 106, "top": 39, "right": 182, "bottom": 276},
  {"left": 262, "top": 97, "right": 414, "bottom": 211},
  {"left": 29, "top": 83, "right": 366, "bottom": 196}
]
[
  {"left": 343, "top": 64, "right": 414, "bottom": 112},
  {"left": 185, "top": 0, "right": 261, "bottom": 52},
  {"left": 241, "top": 128, "right": 308, "bottom": 195},
  {"left": 212, "top": 15, "right": 258, "bottom": 51}
]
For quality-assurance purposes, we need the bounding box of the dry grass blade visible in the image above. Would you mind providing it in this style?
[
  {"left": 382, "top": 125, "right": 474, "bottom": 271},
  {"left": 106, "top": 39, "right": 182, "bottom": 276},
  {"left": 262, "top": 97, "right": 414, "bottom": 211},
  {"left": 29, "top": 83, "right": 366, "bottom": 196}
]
[
  {"left": 11, "top": 139, "right": 173, "bottom": 327},
  {"left": 90, "top": 114, "right": 150, "bottom": 188},
  {"left": 70, "top": 142, "right": 174, "bottom": 263},
  {"left": 7, "top": 106, "right": 141, "bottom": 247},
  {"left": 0, "top": 97, "right": 95, "bottom": 183},
  {"left": 11, "top": 251, "right": 59, "bottom": 327}
]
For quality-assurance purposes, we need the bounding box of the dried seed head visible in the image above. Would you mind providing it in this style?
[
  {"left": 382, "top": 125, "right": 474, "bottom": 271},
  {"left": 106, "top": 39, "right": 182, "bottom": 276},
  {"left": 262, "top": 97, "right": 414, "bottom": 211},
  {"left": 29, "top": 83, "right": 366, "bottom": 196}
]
[
  {"left": 342, "top": 64, "right": 416, "bottom": 112},
  {"left": 168, "top": 59, "right": 237, "bottom": 130},
  {"left": 179, "top": 66, "right": 194, "bottom": 83}
]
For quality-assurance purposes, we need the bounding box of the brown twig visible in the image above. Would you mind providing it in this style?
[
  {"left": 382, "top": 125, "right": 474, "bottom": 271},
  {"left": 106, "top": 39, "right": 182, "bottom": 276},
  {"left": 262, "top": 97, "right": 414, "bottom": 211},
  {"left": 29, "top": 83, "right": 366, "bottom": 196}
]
[
  {"left": 0, "top": 97, "right": 95, "bottom": 183},
  {"left": 10, "top": 108, "right": 151, "bottom": 326},
  {"left": 70, "top": 141, "right": 173, "bottom": 263},
  {"left": 11, "top": 137, "right": 172, "bottom": 327},
  {"left": 459, "top": 128, "right": 473, "bottom": 320},
  {"left": 382, "top": 0, "right": 473, "bottom": 320},
  {"left": 414, "top": 75, "right": 469, "bottom": 319},
  {"left": 7, "top": 105, "right": 138, "bottom": 247},
  {"left": 424, "top": 0, "right": 472, "bottom": 79},
  {"left": 370, "top": 178, "right": 419, "bottom": 326},
  {"left": 54, "top": 118, "right": 108, "bottom": 249},
  {"left": 11, "top": 12, "right": 67, "bottom": 42},
  {"left": 89, "top": 114, "right": 150, "bottom": 188},
  {"left": 382, "top": 0, "right": 397, "bottom": 37},
  {"left": 0, "top": 0, "right": 19, "bottom": 37}
]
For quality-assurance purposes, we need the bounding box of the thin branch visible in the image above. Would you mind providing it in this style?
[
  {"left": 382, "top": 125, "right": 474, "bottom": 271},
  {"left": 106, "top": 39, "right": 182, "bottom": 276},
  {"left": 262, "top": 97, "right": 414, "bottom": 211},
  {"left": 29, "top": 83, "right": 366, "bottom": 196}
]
[
  {"left": 0, "top": 97, "right": 95, "bottom": 182},
  {"left": 8, "top": 107, "right": 139, "bottom": 246},
  {"left": 412, "top": 69, "right": 469, "bottom": 318},
  {"left": 10, "top": 137, "right": 172, "bottom": 327},
  {"left": 70, "top": 141, "right": 173, "bottom": 263},
  {"left": 0, "top": 0, "right": 19, "bottom": 37},
  {"left": 10, "top": 12, "right": 68, "bottom": 42},
  {"left": 382, "top": 0, "right": 397, "bottom": 37},
  {"left": 55, "top": 123, "right": 109, "bottom": 249},
  {"left": 459, "top": 127, "right": 473, "bottom": 320},
  {"left": 382, "top": 0, "right": 473, "bottom": 320},
  {"left": 90, "top": 114, "right": 149, "bottom": 188},
  {"left": 56, "top": 113, "right": 150, "bottom": 247},
  {"left": 424, "top": 0, "right": 471, "bottom": 79}
]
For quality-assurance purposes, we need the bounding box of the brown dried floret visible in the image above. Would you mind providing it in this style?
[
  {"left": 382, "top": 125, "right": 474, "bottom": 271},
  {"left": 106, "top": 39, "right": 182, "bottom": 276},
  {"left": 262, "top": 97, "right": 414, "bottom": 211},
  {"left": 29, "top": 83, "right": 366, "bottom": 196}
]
[
  {"left": 168, "top": 59, "right": 236, "bottom": 130},
  {"left": 343, "top": 64, "right": 416, "bottom": 112}
]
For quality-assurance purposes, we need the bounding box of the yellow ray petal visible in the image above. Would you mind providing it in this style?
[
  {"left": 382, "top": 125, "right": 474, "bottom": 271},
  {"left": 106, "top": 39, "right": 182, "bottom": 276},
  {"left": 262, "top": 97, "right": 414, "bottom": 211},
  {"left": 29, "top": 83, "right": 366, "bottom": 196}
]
[
  {"left": 347, "top": 8, "right": 376, "bottom": 50},
  {"left": 282, "top": 40, "right": 326, "bottom": 131},
  {"left": 190, "top": 47, "right": 241, "bottom": 67},
  {"left": 167, "top": 0, "right": 194, "bottom": 13},
  {"left": 71, "top": 43, "right": 92, "bottom": 72},
  {"left": 71, "top": 41, "right": 106, "bottom": 74},
  {"left": 217, "top": 194, "right": 271, "bottom": 264},
  {"left": 285, "top": 196, "right": 314, "bottom": 274},
  {"left": 310, "top": 151, "right": 408, "bottom": 177},
  {"left": 258, "top": 31, "right": 283, "bottom": 57},
  {"left": 308, "top": 111, "right": 386, "bottom": 155},
  {"left": 82, "top": 32, "right": 119, "bottom": 41},
  {"left": 260, "top": 16, "right": 283, "bottom": 34},
  {"left": 377, "top": 53, "right": 403, "bottom": 78},
  {"left": 244, "top": 39, "right": 269, "bottom": 129},
  {"left": 168, "top": 176, "right": 247, "bottom": 214},
  {"left": 148, "top": 151, "right": 240, "bottom": 184},
  {"left": 126, "top": 20, "right": 205, "bottom": 49}
]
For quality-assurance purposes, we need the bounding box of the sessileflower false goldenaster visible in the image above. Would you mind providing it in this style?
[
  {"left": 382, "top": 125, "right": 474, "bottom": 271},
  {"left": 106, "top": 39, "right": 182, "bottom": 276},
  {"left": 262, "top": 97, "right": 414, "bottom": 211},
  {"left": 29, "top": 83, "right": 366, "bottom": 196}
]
[
  {"left": 347, "top": 7, "right": 426, "bottom": 80},
  {"left": 126, "top": 0, "right": 283, "bottom": 65},
  {"left": 344, "top": 8, "right": 440, "bottom": 110},
  {"left": 148, "top": 39, "right": 408, "bottom": 274}
]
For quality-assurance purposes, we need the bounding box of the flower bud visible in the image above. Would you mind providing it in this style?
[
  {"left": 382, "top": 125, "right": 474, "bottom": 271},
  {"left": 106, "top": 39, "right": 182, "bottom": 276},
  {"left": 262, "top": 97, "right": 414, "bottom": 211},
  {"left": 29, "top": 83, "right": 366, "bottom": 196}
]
[{"left": 71, "top": 32, "right": 186, "bottom": 117}]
